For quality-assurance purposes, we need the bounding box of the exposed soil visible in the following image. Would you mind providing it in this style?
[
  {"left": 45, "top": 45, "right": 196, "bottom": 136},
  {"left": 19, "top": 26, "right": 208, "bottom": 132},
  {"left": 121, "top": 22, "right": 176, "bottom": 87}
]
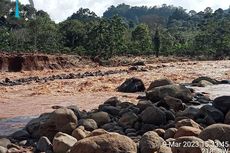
[
  {"left": 0, "top": 56, "right": 230, "bottom": 118},
  {"left": 0, "top": 52, "right": 93, "bottom": 72}
]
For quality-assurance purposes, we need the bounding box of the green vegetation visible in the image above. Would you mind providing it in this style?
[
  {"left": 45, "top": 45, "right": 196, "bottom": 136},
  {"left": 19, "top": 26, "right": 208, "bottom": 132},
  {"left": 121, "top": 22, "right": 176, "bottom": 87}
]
[{"left": 0, "top": 0, "right": 230, "bottom": 59}]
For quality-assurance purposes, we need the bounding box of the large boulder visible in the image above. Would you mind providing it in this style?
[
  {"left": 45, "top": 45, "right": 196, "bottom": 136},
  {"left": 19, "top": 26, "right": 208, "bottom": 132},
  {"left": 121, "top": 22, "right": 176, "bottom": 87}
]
[
  {"left": 88, "top": 111, "right": 111, "bottom": 127},
  {"left": 213, "top": 96, "right": 230, "bottom": 114},
  {"left": 26, "top": 108, "right": 78, "bottom": 139},
  {"left": 174, "top": 126, "right": 201, "bottom": 138},
  {"left": 53, "top": 132, "right": 77, "bottom": 153},
  {"left": 117, "top": 77, "right": 145, "bottom": 93},
  {"left": 198, "top": 105, "right": 225, "bottom": 124},
  {"left": 52, "top": 108, "right": 78, "bottom": 134},
  {"left": 146, "top": 84, "right": 192, "bottom": 103},
  {"left": 198, "top": 124, "right": 230, "bottom": 142},
  {"left": 139, "top": 131, "right": 164, "bottom": 153},
  {"left": 69, "top": 133, "right": 137, "bottom": 153},
  {"left": 140, "top": 106, "right": 166, "bottom": 126},
  {"left": 147, "top": 78, "right": 174, "bottom": 91},
  {"left": 10, "top": 129, "right": 30, "bottom": 141}
]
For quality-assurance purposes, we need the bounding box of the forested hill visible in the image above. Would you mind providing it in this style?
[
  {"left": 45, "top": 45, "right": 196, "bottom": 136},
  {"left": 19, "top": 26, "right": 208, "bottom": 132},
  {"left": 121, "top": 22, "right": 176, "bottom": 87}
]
[{"left": 0, "top": 0, "right": 230, "bottom": 59}]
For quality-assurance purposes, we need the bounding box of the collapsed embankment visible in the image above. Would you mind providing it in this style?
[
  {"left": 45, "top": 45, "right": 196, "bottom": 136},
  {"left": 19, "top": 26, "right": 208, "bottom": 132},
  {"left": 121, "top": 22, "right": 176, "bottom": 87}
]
[{"left": 0, "top": 52, "right": 81, "bottom": 72}]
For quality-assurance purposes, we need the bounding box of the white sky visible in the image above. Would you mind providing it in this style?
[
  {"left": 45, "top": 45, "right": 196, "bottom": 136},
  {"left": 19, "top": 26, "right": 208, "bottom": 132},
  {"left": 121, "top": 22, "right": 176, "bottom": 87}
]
[{"left": 17, "top": 0, "right": 230, "bottom": 22}]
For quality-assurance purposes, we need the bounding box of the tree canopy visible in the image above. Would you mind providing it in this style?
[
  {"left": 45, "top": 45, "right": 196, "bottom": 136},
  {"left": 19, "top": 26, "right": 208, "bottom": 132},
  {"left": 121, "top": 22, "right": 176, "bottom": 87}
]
[{"left": 0, "top": 1, "right": 230, "bottom": 59}]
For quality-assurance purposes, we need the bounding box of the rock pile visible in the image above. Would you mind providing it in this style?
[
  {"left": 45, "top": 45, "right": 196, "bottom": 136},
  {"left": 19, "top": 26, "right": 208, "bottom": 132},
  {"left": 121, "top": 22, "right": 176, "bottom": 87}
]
[
  {"left": 1, "top": 77, "right": 230, "bottom": 153},
  {"left": 0, "top": 69, "right": 128, "bottom": 86}
]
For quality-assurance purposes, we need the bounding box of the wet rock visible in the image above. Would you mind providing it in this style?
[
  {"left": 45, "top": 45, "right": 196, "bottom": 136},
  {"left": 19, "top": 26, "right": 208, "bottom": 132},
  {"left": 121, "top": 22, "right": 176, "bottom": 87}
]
[
  {"left": 139, "top": 131, "right": 164, "bottom": 153},
  {"left": 213, "top": 96, "right": 230, "bottom": 114},
  {"left": 198, "top": 105, "right": 225, "bottom": 124},
  {"left": 164, "top": 128, "right": 177, "bottom": 139},
  {"left": 99, "top": 105, "right": 120, "bottom": 116},
  {"left": 78, "top": 119, "right": 98, "bottom": 131},
  {"left": 53, "top": 132, "right": 77, "bottom": 153},
  {"left": 162, "top": 96, "right": 185, "bottom": 111},
  {"left": 25, "top": 113, "right": 52, "bottom": 139},
  {"left": 10, "top": 129, "right": 30, "bottom": 141},
  {"left": 146, "top": 84, "right": 192, "bottom": 103},
  {"left": 197, "top": 80, "right": 213, "bottom": 87},
  {"left": 176, "top": 107, "right": 200, "bottom": 120},
  {"left": 221, "top": 80, "right": 230, "bottom": 84},
  {"left": 140, "top": 124, "right": 158, "bottom": 132},
  {"left": 37, "top": 136, "right": 52, "bottom": 152},
  {"left": 199, "top": 124, "right": 230, "bottom": 142},
  {"left": 69, "top": 133, "right": 137, "bottom": 153},
  {"left": 192, "top": 76, "right": 219, "bottom": 85},
  {"left": 140, "top": 106, "right": 166, "bottom": 125},
  {"left": 117, "top": 77, "right": 145, "bottom": 93},
  {"left": 72, "top": 128, "right": 86, "bottom": 140},
  {"left": 101, "top": 122, "right": 117, "bottom": 131},
  {"left": 174, "top": 126, "right": 201, "bottom": 138},
  {"left": 103, "top": 97, "right": 121, "bottom": 107},
  {"left": 194, "top": 93, "right": 211, "bottom": 104},
  {"left": 147, "top": 78, "right": 174, "bottom": 91},
  {"left": 0, "top": 138, "right": 11, "bottom": 148},
  {"left": 136, "top": 100, "right": 153, "bottom": 112},
  {"left": 88, "top": 111, "right": 111, "bottom": 127},
  {"left": 118, "top": 112, "right": 138, "bottom": 128}
]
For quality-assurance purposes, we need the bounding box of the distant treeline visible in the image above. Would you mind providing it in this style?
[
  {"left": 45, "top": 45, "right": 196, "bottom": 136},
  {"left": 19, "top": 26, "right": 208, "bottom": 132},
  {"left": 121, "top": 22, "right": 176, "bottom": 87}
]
[{"left": 0, "top": 1, "right": 230, "bottom": 59}]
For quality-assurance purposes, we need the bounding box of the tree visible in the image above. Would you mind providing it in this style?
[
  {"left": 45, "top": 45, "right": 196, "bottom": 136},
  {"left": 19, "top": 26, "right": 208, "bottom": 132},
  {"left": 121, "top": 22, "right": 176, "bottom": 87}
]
[
  {"left": 153, "top": 29, "right": 160, "bottom": 57},
  {"left": 27, "top": 11, "right": 59, "bottom": 52},
  {"left": 59, "top": 20, "right": 86, "bottom": 51},
  {"left": 86, "top": 16, "right": 128, "bottom": 58},
  {"left": 68, "top": 8, "right": 98, "bottom": 22},
  {"left": 132, "top": 23, "right": 152, "bottom": 54}
]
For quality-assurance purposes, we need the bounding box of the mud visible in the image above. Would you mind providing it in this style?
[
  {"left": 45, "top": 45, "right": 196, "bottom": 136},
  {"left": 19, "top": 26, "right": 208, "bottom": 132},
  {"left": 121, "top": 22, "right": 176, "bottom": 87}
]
[
  {"left": 0, "top": 59, "right": 229, "bottom": 119},
  {"left": 0, "top": 52, "right": 91, "bottom": 72}
]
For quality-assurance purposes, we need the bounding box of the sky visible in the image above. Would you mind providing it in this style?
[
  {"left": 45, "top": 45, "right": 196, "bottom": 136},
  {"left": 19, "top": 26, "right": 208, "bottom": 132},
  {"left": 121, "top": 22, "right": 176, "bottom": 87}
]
[{"left": 17, "top": 0, "right": 230, "bottom": 22}]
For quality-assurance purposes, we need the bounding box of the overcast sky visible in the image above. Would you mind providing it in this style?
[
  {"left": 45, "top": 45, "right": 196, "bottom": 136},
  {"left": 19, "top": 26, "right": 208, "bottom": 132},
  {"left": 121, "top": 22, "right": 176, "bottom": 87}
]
[{"left": 18, "top": 0, "right": 230, "bottom": 22}]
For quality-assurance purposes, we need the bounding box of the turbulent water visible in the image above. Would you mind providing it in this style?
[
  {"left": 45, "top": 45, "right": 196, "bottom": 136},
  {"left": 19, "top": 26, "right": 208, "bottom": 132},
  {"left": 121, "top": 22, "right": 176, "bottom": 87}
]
[
  {"left": 0, "top": 84, "right": 229, "bottom": 137},
  {"left": 0, "top": 116, "right": 37, "bottom": 137}
]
